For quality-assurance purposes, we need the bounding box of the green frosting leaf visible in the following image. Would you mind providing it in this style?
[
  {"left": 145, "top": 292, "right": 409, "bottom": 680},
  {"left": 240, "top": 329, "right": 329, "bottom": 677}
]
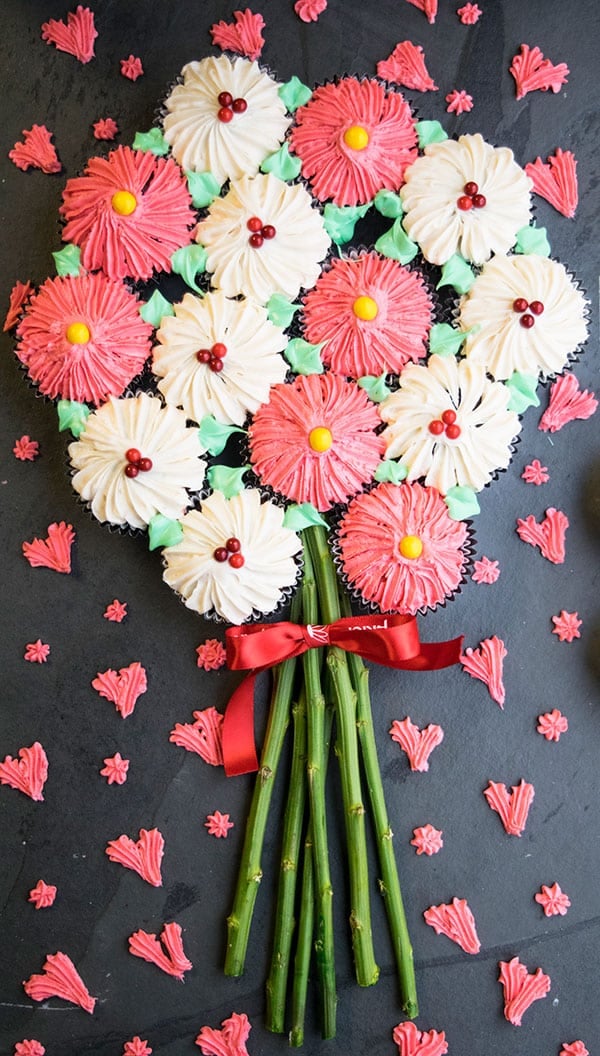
[
  {"left": 207, "top": 464, "right": 250, "bottom": 499},
  {"left": 278, "top": 76, "right": 312, "bottom": 111},
  {"left": 514, "top": 223, "right": 551, "bottom": 257},
  {"left": 186, "top": 170, "right": 222, "bottom": 208},
  {"left": 436, "top": 254, "right": 475, "bottom": 294},
  {"left": 357, "top": 372, "right": 392, "bottom": 403},
  {"left": 505, "top": 372, "right": 540, "bottom": 413},
  {"left": 170, "top": 244, "right": 207, "bottom": 294},
  {"left": 260, "top": 143, "right": 302, "bottom": 181},
  {"left": 132, "top": 128, "right": 169, "bottom": 155},
  {"left": 283, "top": 503, "right": 328, "bottom": 531},
  {"left": 139, "top": 290, "right": 175, "bottom": 327},
  {"left": 416, "top": 120, "right": 448, "bottom": 148},
  {"left": 429, "top": 322, "right": 472, "bottom": 358},
  {"left": 323, "top": 202, "right": 371, "bottom": 245},
  {"left": 444, "top": 485, "right": 480, "bottom": 520},
  {"left": 57, "top": 399, "right": 89, "bottom": 437},
  {"left": 375, "top": 218, "right": 418, "bottom": 264},
  {"left": 266, "top": 293, "right": 299, "bottom": 328},
  {"left": 374, "top": 460, "right": 408, "bottom": 485},
  {"left": 373, "top": 189, "right": 403, "bottom": 219},
  {"left": 53, "top": 244, "right": 82, "bottom": 277},
  {"left": 148, "top": 514, "right": 184, "bottom": 551},
  {"left": 284, "top": 338, "right": 325, "bottom": 375},
  {"left": 198, "top": 416, "right": 246, "bottom": 457}
]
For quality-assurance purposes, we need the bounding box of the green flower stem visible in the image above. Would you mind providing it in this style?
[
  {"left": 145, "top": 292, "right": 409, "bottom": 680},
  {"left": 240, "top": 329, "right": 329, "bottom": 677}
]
[
  {"left": 224, "top": 591, "right": 301, "bottom": 978},
  {"left": 306, "top": 526, "right": 379, "bottom": 988},
  {"left": 339, "top": 591, "right": 419, "bottom": 1019},
  {"left": 289, "top": 823, "right": 314, "bottom": 1048}
]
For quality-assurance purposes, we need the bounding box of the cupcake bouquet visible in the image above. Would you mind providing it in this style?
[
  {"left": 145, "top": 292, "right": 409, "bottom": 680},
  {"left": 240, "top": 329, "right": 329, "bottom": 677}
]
[{"left": 10, "top": 53, "right": 589, "bottom": 1044}]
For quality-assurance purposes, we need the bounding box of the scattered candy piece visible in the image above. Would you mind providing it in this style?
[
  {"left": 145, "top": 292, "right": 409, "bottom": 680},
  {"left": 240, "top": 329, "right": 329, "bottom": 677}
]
[
  {"left": 560, "top": 1043, "right": 589, "bottom": 1056},
  {"left": 169, "top": 707, "right": 224, "bottom": 766},
  {"left": 389, "top": 717, "right": 444, "bottom": 772},
  {"left": 0, "top": 742, "right": 48, "bottom": 801},
  {"left": 498, "top": 956, "right": 551, "bottom": 1025},
  {"left": 103, "top": 599, "right": 128, "bottom": 622},
  {"left": 123, "top": 1039, "right": 152, "bottom": 1056},
  {"left": 196, "top": 639, "right": 227, "bottom": 671},
  {"left": 411, "top": 824, "right": 443, "bottom": 856},
  {"left": 4, "top": 281, "right": 34, "bottom": 331},
  {"left": 424, "top": 897, "right": 481, "bottom": 954},
  {"left": 525, "top": 148, "right": 578, "bottom": 219},
  {"left": 196, "top": 1013, "right": 252, "bottom": 1056},
  {"left": 92, "top": 662, "right": 147, "bottom": 719},
  {"left": 445, "top": 89, "right": 473, "bottom": 114},
  {"left": 535, "top": 882, "right": 570, "bottom": 917},
  {"left": 129, "top": 922, "right": 192, "bottom": 980},
  {"left": 461, "top": 636, "right": 506, "bottom": 707},
  {"left": 100, "top": 752, "right": 129, "bottom": 784},
  {"left": 13, "top": 436, "right": 40, "bottom": 462},
  {"left": 93, "top": 117, "right": 119, "bottom": 141},
  {"left": 106, "top": 828, "right": 164, "bottom": 887},
  {"left": 522, "top": 459, "right": 549, "bottom": 485},
  {"left": 405, "top": 0, "right": 438, "bottom": 23},
  {"left": 23, "top": 951, "right": 96, "bottom": 1013},
  {"left": 539, "top": 374, "right": 597, "bottom": 433},
  {"left": 14, "top": 1042, "right": 45, "bottom": 1056},
  {"left": 205, "top": 811, "right": 234, "bottom": 838},
  {"left": 376, "top": 41, "right": 438, "bottom": 91},
  {"left": 22, "top": 522, "right": 75, "bottom": 573},
  {"left": 41, "top": 6, "right": 97, "bottom": 63},
  {"left": 509, "top": 44, "right": 569, "bottom": 100},
  {"left": 9, "top": 126, "right": 61, "bottom": 174},
  {"left": 457, "top": 3, "right": 481, "bottom": 23},
  {"left": 294, "top": 0, "right": 327, "bottom": 21},
  {"left": 484, "top": 779, "right": 535, "bottom": 837},
  {"left": 392, "top": 1022, "right": 448, "bottom": 1056},
  {"left": 210, "top": 9, "right": 265, "bottom": 60},
  {"left": 552, "top": 611, "right": 582, "bottom": 643},
  {"left": 120, "top": 55, "right": 144, "bottom": 81},
  {"left": 516, "top": 508, "right": 568, "bottom": 564},
  {"left": 537, "top": 709, "right": 568, "bottom": 741},
  {"left": 471, "top": 557, "right": 500, "bottom": 584},
  {"left": 28, "top": 880, "right": 57, "bottom": 909},
  {"left": 24, "top": 640, "right": 50, "bottom": 664}
]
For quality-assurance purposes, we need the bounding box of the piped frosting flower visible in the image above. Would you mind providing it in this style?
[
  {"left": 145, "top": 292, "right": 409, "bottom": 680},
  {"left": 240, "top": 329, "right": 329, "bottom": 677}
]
[
  {"left": 535, "top": 882, "right": 570, "bottom": 917},
  {"left": 100, "top": 752, "right": 130, "bottom": 784},
  {"left": 380, "top": 356, "right": 521, "bottom": 495},
  {"left": 411, "top": 824, "right": 443, "bottom": 856},
  {"left": 460, "top": 254, "right": 588, "bottom": 381},
  {"left": 13, "top": 436, "right": 40, "bottom": 461},
  {"left": 249, "top": 373, "right": 384, "bottom": 511},
  {"left": 302, "top": 251, "right": 432, "bottom": 377},
  {"left": 289, "top": 78, "right": 417, "bottom": 206},
  {"left": 337, "top": 482, "right": 469, "bottom": 614},
  {"left": 536, "top": 709, "right": 568, "bottom": 742},
  {"left": 205, "top": 811, "right": 234, "bottom": 837},
  {"left": 163, "top": 489, "right": 302, "bottom": 624},
  {"left": 68, "top": 393, "right": 206, "bottom": 529},
  {"left": 153, "top": 290, "right": 287, "bottom": 426},
  {"left": 60, "top": 146, "right": 195, "bottom": 281},
  {"left": 401, "top": 133, "right": 532, "bottom": 265},
  {"left": 551, "top": 610, "right": 582, "bottom": 642},
  {"left": 163, "top": 55, "right": 290, "bottom": 184}
]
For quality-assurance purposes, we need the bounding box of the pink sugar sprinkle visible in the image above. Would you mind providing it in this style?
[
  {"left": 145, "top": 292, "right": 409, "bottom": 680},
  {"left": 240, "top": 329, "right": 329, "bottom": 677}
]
[
  {"left": 522, "top": 459, "right": 549, "bottom": 485},
  {"left": 106, "top": 828, "right": 164, "bottom": 887},
  {"left": 445, "top": 89, "right": 473, "bottom": 114},
  {"left": 539, "top": 374, "right": 597, "bottom": 433},
  {"left": 389, "top": 717, "right": 444, "bottom": 772},
  {"left": 0, "top": 742, "right": 48, "bottom": 802},
  {"left": 210, "top": 9, "right": 265, "bottom": 60},
  {"left": 376, "top": 41, "right": 438, "bottom": 91},
  {"left": 405, "top": 0, "right": 438, "bottom": 24},
  {"left": 170, "top": 707, "right": 224, "bottom": 766},
  {"left": 535, "top": 882, "right": 570, "bottom": 917},
  {"left": 294, "top": 0, "right": 327, "bottom": 21},
  {"left": 92, "top": 662, "right": 147, "bottom": 718},
  {"left": 100, "top": 752, "right": 129, "bottom": 784},
  {"left": 103, "top": 599, "right": 128, "bottom": 622},
  {"left": 516, "top": 507, "right": 568, "bottom": 564},
  {"left": 28, "top": 880, "right": 57, "bottom": 909},
  {"left": 411, "top": 824, "right": 443, "bottom": 856},
  {"left": 461, "top": 636, "right": 506, "bottom": 707},
  {"left": 24, "top": 640, "right": 50, "bottom": 664},
  {"left": 13, "top": 436, "right": 40, "bottom": 462},
  {"left": 537, "top": 709, "right": 568, "bottom": 741},
  {"left": 196, "top": 1013, "right": 252, "bottom": 1056},
  {"left": 471, "top": 556, "right": 500, "bottom": 584},
  {"left": 93, "top": 117, "right": 119, "bottom": 141},
  {"left": 525, "top": 148, "right": 578, "bottom": 218},
  {"left": 23, "top": 951, "right": 96, "bottom": 1013},
  {"left": 424, "top": 897, "right": 481, "bottom": 954},
  {"left": 205, "top": 811, "right": 234, "bottom": 838},
  {"left": 484, "top": 779, "right": 535, "bottom": 837},
  {"left": 457, "top": 3, "right": 481, "bottom": 23},
  {"left": 509, "top": 44, "right": 569, "bottom": 100},
  {"left": 9, "top": 125, "right": 61, "bottom": 174},
  {"left": 129, "top": 922, "right": 192, "bottom": 980},
  {"left": 196, "top": 639, "right": 227, "bottom": 671},
  {"left": 392, "top": 1022, "right": 448, "bottom": 1056},
  {"left": 498, "top": 956, "right": 551, "bottom": 1025},
  {"left": 4, "top": 281, "right": 34, "bottom": 332},
  {"left": 22, "top": 522, "right": 75, "bottom": 573},
  {"left": 552, "top": 610, "right": 582, "bottom": 643},
  {"left": 120, "top": 55, "right": 144, "bottom": 81},
  {"left": 41, "top": 6, "right": 97, "bottom": 63}
]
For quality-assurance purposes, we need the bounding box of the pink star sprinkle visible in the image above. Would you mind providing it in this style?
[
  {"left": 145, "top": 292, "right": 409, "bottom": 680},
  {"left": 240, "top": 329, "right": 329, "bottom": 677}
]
[
  {"left": 205, "top": 811, "right": 234, "bottom": 838},
  {"left": 537, "top": 709, "right": 568, "bottom": 741},
  {"left": 100, "top": 752, "right": 130, "bottom": 785},
  {"left": 522, "top": 459, "right": 549, "bottom": 485},
  {"left": 123, "top": 1040, "right": 152, "bottom": 1056},
  {"left": 13, "top": 435, "right": 40, "bottom": 461},
  {"left": 196, "top": 639, "right": 227, "bottom": 671},
  {"left": 24, "top": 640, "right": 50, "bottom": 664},
  {"left": 28, "top": 880, "right": 57, "bottom": 909},
  {"left": 411, "top": 824, "right": 443, "bottom": 856},
  {"left": 471, "top": 556, "right": 500, "bottom": 584},
  {"left": 445, "top": 89, "right": 473, "bottom": 114},
  {"left": 560, "top": 1044, "right": 589, "bottom": 1056},
  {"left": 104, "top": 599, "right": 128, "bottom": 622},
  {"left": 121, "top": 55, "right": 144, "bottom": 81},
  {"left": 93, "top": 117, "right": 119, "bottom": 141},
  {"left": 535, "top": 882, "right": 571, "bottom": 917},
  {"left": 14, "top": 1043, "right": 45, "bottom": 1056},
  {"left": 457, "top": 3, "right": 481, "bottom": 23},
  {"left": 552, "top": 611, "right": 582, "bottom": 642},
  {"left": 393, "top": 1021, "right": 448, "bottom": 1055}
]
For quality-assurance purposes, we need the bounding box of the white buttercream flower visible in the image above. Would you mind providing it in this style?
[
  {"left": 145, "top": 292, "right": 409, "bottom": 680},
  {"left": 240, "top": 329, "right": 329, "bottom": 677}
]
[
  {"left": 196, "top": 173, "right": 331, "bottom": 303},
  {"left": 153, "top": 290, "right": 288, "bottom": 426},
  {"left": 163, "top": 55, "right": 291, "bottom": 184},
  {"left": 401, "top": 133, "right": 532, "bottom": 265},
  {"left": 69, "top": 393, "right": 206, "bottom": 529},
  {"left": 162, "top": 489, "right": 302, "bottom": 624},
  {"left": 379, "top": 355, "right": 521, "bottom": 495},
  {"left": 459, "top": 254, "right": 589, "bottom": 380}
]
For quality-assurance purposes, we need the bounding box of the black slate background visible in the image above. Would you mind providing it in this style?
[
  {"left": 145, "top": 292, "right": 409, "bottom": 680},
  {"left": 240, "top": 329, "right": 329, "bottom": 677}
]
[{"left": 1, "top": 1, "right": 599, "bottom": 1054}]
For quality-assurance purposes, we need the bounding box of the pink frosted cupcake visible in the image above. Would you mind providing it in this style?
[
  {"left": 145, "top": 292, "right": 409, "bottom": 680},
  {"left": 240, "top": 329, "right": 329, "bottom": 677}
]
[
  {"left": 289, "top": 78, "right": 417, "bottom": 206},
  {"left": 302, "top": 251, "right": 432, "bottom": 377}
]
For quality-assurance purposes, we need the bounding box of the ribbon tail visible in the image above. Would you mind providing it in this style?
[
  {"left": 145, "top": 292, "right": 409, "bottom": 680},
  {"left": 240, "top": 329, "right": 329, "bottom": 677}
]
[
  {"left": 222, "top": 672, "right": 259, "bottom": 777},
  {"left": 400, "top": 635, "right": 464, "bottom": 671}
]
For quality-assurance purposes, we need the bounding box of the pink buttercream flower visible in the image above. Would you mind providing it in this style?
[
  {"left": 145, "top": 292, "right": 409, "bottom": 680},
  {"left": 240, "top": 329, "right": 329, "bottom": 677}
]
[
  {"left": 100, "top": 752, "right": 130, "bottom": 784},
  {"left": 471, "top": 556, "right": 500, "bottom": 584},
  {"left": 4, "top": 281, "right": 34, "bottom": 332},
  {"left": 536, "top": 708, "right": 568, "bottom": 741},
  {"left": 294, "top": 0, "right": 327, "bottom": 22},
  {"left": 128, "top": 922, "right": 192, "bottom": 980},
  {"left": 210, "top": 9, "right": 265, "bottom": 60},
  {"left": 121, "top": 55, "right": 144, "bottom": 81},
  {"left": 302, "top": 251, "right": 432, "bottom": 377},
  {"left": 0, "top": 742, "right": 48, "bottom": 801},
  {"left": 535, "top": 882, "right": 570, "bottom": 917},
  {"left": 23, "top": 951, "right": 96, "bottom": 1013},
  {"left": 521, "top": 459, "right": 549, "bottom": 485},
  {"left": 390, "top": 717, "right": 444, "bottom": 772},
  {"left": 15, "top": 1042, "right": 46, "bottom": 1056},
  {"left": 445, "top": 89, "right": 474, "bottom": 114},
  {"left": 338, "top": 482, "right": 469, "bottom": 615},
  {"left": 106, "top": 828, "right": 164, "bottom": 887},
  {"left": 484, "top": 779, "right": 535, "bottom": 836},
  {"left": 205, "top": 811, "right": 234, "bottom": 838},
  {"left": 393, "top": 1022, "right": 448, "bottom": 1056},
  {"left": 525, "top": 148, "right": 578, "bottom": 218},
  {"left": 13, "top": 436, "right": 40, "bottom": 461},
  {"left": 123, "top": 1039, "right": 152, "bottom": 1056},
  {"left": 411, "top": 824, "right": 443, "bottom": 856},
  {"left": 498, "top": 956, "right": 550, "bottom": 1025},
  {"left": 60, "top": 146, "right": 195, "bottom": 281},
  {"left": 560, "top": 1043, "right": 589, "bottom": 1056},
  {"left": 16, "top": 274, "right": 152, "bottom": 405},
  {"left": 539, "top": 374, "right": 597, "bottom": 433},
  {"left": 93, "top": 117, "right": 119, "bottom": 141},
  {"left": 376, "top": 41, "right": 438, "bottom": 92},
  {"left": 290, "top": 78, "right": 417, "bottom": 206},
  {"left": 457, "top": 3, "right": 481, "bottom": 24},
  {"left": 92, "top": 662, "right": 147, "bottom": 719},
  {"left": 104, "top": 599, "right": 128, "bottom": 622},
  {"left": 424, "top": 897, "right": 481, "bottom": 954},
  {"left": 249, "top": 373, "right": 384, "bottom": 512},
  {"left": 170, "top": 708, "right": 224, "bottom": 767},
  {"left": 41, "top": 6, "right": 97, "bottom": 63},
  {"left": 516, "top": 507, "right": 568, "bottom": 564},
  {"left": 24, "top": 640, "right": 50, "bottom": 663},
  {"left": 196, "top": 1013, "right": 252, "bottom": 1056},
  {"left": 552, "top": 610, "right": 582, "bottom": 642},
  {"left": 9, "top": 125, "right": 61, "bottom": 174},
  {"left": 461, "top": 635, "right": 506, "bottom": 707},
  {"left": 23, "top": 522, "right": 75, "bottom": 573},
  {"left": 196, "top": 639, "right": 227, "bottom": 671},
  {"left": 28, "top": 880, "right": 57, "bottom": 909},
  {"left": 509, "top": 44, "right": 569, "bottom": 100}
]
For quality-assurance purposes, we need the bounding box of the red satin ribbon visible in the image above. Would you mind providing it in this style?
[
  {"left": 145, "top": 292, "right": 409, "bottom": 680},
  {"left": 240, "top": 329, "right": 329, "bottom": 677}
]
[{"left": 223, "top": 614, "right": 462, "bottom": 776}]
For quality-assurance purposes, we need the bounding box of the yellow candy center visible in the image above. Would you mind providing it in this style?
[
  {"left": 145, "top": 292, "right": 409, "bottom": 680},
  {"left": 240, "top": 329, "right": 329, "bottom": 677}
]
[
  {"left": 66, "top": 321, "right": 91, "bottom": 344},
  {"left": 343, "top": 125, "right": 370, "bottom": 151},
  {"left": 399, "top": 535, "right": 423, "bottom": 560},
  {"left": 352, "top": 295, "right": 379, "bottom": 321},
  {"left": 309, "top": 426, "right": 333, "bottom": 452},
  {"left": 111, "top": 190, "right": 137, "bottom": 216}
]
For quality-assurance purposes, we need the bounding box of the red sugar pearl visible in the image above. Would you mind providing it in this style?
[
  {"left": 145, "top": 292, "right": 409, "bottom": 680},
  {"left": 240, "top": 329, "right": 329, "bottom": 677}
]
[
  {"left": 226, "top": 537, "right": 241, "bottom": 553},
  {"left": 213, "top": 547, "right": 229, "bottom": 562},
  {"left": 457, "top": 195, "right": 473, "bottom": 211},
  {"left": 232, "top": 97, "right": 247, "bottom": 113},
  {"left": 229, "top": 553, "right": 245, "bottom": 569},
  {"left": 209, "top": 357, "right": 224, "bottom": 373},
  {"left": 520, "top": 313, "right": 535, "bottom": 329},
  {"left": 441, "top": 409, "right": 457, "bottom": 426},
  {"left": 529, "top": 300, "right": 545, "bottom": 315},
  {"left": 249, "top": 233, "right": 264, "bottom": 248},
  {"left": 197, "top": 349, "right": 212, "bottom": 363},
  {"left": 429, "top": 419, "right": 445, "bottom": 436},
  {"left": 261, "top": 224, "right": 276, "bottom": 239},
  {"left": 217, "top": 107, "right": 234, "bottom": 123},
  {"left": 472, "top": 193, "right": 487, "bottom": 208},
  {"left": 138, "top": 457, "right": 153, "bottom": 472},
  {"left": 513, "top": 298, "right": 528, "bottom": 313},
  {"left": 464, "top": 181, "right": 478, "bottom": 196},
  {"left": 212, "top": 342, "right": 227, "bottom": 358},
  {"left": 124, "top": 463, "right": 139, "bottom": 478},
  {"left": 247, "top": 216, "right": 263, "bottom": 232},
  {"left": 218, "top": 91, "right": 233, "bottom": 107},
  {"left": 445, "top": 423, "right": 462, "bottom": 440},
  {"left": 125, "top": 447, "right": 141, "bottom": 464}
]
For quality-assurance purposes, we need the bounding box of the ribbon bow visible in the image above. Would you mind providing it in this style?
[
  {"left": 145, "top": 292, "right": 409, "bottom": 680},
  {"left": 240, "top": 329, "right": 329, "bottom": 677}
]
[{"left": 223, "top": 613, "right": 462, "bottom": 776}]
